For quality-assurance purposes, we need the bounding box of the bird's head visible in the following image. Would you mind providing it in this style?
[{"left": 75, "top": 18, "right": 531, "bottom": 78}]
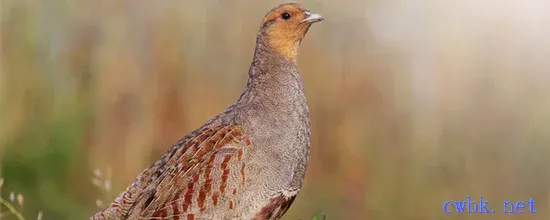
[{"left": 258, "top": 3, "right": 324, "bottom": 62}]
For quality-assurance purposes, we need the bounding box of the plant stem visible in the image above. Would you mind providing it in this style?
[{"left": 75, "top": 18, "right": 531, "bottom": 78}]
[{"left": 0, "top": 198, "right": 25, "bottom": 220}]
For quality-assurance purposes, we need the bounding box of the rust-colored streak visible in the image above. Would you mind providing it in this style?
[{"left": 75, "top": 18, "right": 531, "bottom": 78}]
[
  {"left": 193, "top": 126, "right": 229, "bottom": 160},
  {"left": 173, "top": 215, "right": 180, "bottom": 220},
  {"left": 212, "top": 192, "right": 220, "bottom": 206},
  {"left": 190, "top": 127, "right": 216, "bottom": 151},
  {"left": 204, "top": 155, "right": 216, "bottom": 178},
  {"left": 244, "top": 137, "right": 252, "bottom": 147},
  {"left": 229, "top": 200, "right": 234, "bottom": 209},
  {"left": 230, "top": 127, "right": 244, "bottom": 138},
  {"left": 232, "top": 188, "right": 237, "bottom": 195},
  {"left": 195, "top": 129, "right": 212, "bottom": 143},
  {"left": 237, "top": 149, "right": 243, "bottom": 161},
  {"left": 220, "top": 155, "right": 232, "bottom": 195},
  {"left": 198, "top": 154, "right": 216, "bottom": 212},
  {"left": 183, "top": 174, "right": 200, "bottom": 212},
  {"left": 241, "top": 163, "right": 246, "bottom": 185},
  {"left": 198, "top": 127, "right": 241, "bottom": 161},
  {"left": 198, "top": 191, "right": 206, "bottom": 211},
  {"left": 171, "top": 203, "right": 180, "bottom": 215},
  {"left": 164, "top": 190, "right": 183, "bottom": 216},
  {"left": 197, "top": 182, "right": 209, "bottom": 211},
  {"left": 156, "top": 209, "right": 168, "bottom": 218},
  {"left": 217, "top": 132, "right": 238, "bottom": 148},
  {"left": 221, "top": 155, "right": 232, "bottom": 169},
  {"left": 252, "top": 194, "right": 297, "bottom": 220},
  {"left": 187, "top": 213, "right": 195, "bottom": 220},
  {"left": 192, "top": 172, "right": 200, "bottom": 183},
  {"left": 194, "top": 142, "right": 213, "bottom": 159},
  {"left": 197, "top": 154, "right": 216, "bottom": 211}
]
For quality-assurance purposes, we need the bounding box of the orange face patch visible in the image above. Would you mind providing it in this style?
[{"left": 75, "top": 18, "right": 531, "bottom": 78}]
[
  {"left": 260, "top": 3, "right": 313, "bottom": 62},
  {"left": 261, "top": 3, "right": 307, "bottom": 26}
]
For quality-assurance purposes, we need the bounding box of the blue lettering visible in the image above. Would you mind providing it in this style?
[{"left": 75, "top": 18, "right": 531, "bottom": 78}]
[
  {"left": 528, "top": 198, "right": 536, "bottom": 213},
  {"left": 516, "top": 201, "right": 525, "bottom": 214},
  {"left": 455, "top": 200, "right": 465, "bottom": 213},
  {"left": 503, "top": 201, "right": 514, "bottom": 214},
  {"left": 443, "top": 201, "right": 453, "bottom": 213},
  {"left": 479, "top": 196, "right": 490, "bottom": 214},
  {"left": 466, "top": 196, "right": 478, "bottom": 213}
]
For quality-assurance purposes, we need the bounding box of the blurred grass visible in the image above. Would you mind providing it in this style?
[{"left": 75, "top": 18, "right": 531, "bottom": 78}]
[{"left": 1, "top": 0, "right": 550, "bottom": 219}]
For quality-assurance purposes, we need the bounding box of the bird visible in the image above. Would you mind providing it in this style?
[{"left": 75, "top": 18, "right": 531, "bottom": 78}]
[{"left": 91, "top": 3, "right": 323, "bottom": 220}]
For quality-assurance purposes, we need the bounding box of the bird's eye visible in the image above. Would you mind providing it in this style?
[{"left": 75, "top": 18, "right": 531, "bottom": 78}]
[{"left": 281, "top": 12, "right": 291, "bottom": 20}]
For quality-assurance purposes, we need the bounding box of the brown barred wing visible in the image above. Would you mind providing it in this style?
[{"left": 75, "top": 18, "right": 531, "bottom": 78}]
[{"left": 134, "top": 124, "right": 252, "bottom": 219}]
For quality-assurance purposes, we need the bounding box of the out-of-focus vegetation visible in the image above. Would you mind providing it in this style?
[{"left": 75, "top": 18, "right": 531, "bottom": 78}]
[{"left": 1, "top": 0, "right": 550, "bottom": 219}]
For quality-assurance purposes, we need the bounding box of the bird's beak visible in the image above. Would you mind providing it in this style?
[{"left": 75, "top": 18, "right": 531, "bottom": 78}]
[{"left": 301, "top": 10, "right": 324, "bottom": 24}]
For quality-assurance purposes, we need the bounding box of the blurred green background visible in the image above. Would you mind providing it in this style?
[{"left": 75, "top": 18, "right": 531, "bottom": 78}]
[{"left": 1, "top": 0, "right": 550, "bottom": 219}]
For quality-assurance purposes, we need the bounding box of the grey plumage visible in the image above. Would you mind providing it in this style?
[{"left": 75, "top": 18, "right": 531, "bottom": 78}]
[{"left": 91, "top": 3, "right": 322, "bottom": 220}]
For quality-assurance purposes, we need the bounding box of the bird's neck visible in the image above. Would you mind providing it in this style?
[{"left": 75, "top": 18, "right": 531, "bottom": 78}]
[{"left": 236, "top": 35, "right": 306, "bottom": 108}]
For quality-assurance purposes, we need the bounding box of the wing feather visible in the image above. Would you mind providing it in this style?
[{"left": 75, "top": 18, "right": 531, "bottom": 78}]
[
  {"left": 139, "top": 124, "right": 248, "bottom": 218},
  {"left": 90, "top": 124, "right": 251, "bottom": 220}
]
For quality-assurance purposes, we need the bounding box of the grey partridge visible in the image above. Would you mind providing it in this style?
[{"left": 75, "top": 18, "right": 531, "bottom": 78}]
[{"left": 91, "top": 3, "right": 323, "bottom": 220}]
